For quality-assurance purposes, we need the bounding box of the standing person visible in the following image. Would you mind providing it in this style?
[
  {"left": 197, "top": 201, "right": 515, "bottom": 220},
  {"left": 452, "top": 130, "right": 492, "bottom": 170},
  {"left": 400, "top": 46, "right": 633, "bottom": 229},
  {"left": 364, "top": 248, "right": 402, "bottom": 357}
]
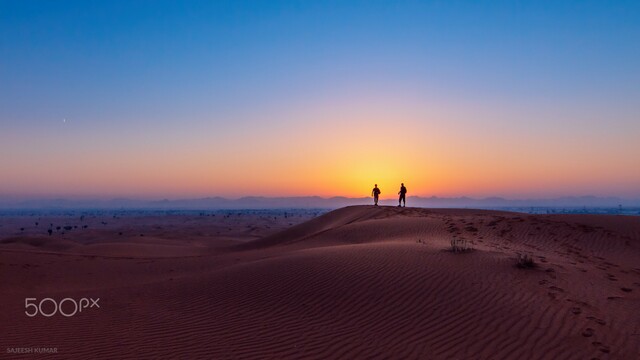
[
  {"left": 371, "top": 184, "right": 381, "bottom": 206},
  {"left": 398, "top": 183, "right": 407, "bottom": 207}
]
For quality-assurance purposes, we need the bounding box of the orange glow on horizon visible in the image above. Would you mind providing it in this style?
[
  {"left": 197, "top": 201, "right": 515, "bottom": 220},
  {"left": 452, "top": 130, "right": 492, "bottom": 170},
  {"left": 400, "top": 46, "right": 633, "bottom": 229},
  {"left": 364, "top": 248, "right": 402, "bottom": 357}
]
[{"left": 1, "top": 97, "right": 639, "bottom": 200}]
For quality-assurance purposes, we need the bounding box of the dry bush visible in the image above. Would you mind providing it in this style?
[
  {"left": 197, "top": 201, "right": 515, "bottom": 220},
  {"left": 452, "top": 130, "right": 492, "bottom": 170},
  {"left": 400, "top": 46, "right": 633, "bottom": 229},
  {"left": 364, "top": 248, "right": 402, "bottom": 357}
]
[
  {"left": 450, "top": 238, "right": 473, "bottom": 253},
  {"left": 516, "top": 253, "right": 536, "bottom": 268}
]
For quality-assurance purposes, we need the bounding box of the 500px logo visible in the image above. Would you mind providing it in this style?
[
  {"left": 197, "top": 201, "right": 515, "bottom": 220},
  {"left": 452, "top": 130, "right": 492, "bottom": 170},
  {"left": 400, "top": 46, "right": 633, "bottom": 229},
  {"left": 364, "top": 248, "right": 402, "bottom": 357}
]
[{"left": 25, "top": 297, "right": 100, "bottom": 317}]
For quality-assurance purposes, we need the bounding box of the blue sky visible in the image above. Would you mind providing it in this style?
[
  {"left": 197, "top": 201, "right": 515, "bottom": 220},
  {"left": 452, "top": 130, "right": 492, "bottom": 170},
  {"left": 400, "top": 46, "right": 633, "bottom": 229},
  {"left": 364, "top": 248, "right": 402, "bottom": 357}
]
[{"left": 1, "top": 1, "right": 639, "bottom": 199}]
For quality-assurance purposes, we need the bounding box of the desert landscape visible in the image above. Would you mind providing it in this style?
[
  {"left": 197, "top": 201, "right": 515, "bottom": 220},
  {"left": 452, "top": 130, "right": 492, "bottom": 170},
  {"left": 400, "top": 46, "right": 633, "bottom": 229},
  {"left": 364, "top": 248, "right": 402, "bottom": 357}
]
[
  {"left": 3, "top": 1, "right": 640, "bottom": 359},
  {"left": 1, "top": 206, "right": 638, "bottom": 359}
]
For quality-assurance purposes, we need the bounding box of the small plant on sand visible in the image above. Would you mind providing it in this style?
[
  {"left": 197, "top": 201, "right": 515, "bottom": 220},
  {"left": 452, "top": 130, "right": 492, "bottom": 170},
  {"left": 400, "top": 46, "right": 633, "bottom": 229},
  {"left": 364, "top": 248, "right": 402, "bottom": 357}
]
[
  {"left": 450, "top": 237, "right": 473, "bottom": 253},
  {"left": 516, "top": 253, "right": 536, "bottom": 268}
]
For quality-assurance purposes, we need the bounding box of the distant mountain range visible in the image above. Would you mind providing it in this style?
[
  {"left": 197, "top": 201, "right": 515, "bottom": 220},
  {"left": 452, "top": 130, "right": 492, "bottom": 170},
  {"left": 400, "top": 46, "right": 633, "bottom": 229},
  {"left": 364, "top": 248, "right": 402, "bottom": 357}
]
[{"left": 1, "top": 196, "right": 639, "bottom": 210}]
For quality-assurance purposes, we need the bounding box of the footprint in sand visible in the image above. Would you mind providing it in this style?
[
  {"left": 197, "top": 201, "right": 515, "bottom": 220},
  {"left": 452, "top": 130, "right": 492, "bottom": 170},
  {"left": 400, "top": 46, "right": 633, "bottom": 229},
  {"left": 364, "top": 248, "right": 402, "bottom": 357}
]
[
  {"left": 545, "top": 268, "right": 557, "bottom": 279},
  {"left": 571, "top": 307, "right": 582, "bottom": 315},
  {"left": 582, "top": 328, "right": 594, "bottom": 337},
  {"left": 586, "top": 316, "right": 607, "bottom": 326}
]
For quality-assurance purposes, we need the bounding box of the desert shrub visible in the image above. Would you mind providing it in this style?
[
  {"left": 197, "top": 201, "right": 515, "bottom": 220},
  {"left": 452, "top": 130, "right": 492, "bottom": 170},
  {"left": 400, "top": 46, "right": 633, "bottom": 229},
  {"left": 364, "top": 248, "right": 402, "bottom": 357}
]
[
  {"left": 516, "top": 253, "right": 536, "bottom": 268},
  {"left": 450, "top": 238, "right": 473, "bottom": 253}
]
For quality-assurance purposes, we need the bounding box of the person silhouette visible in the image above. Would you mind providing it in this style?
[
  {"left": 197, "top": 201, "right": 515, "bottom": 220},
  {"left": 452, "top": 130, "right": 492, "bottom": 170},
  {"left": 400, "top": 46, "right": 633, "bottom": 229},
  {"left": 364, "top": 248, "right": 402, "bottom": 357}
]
[
  {"left": 371, "top": 184, "right": 381, "bottom": 206},
  {"left": 398, "top": 183, "right": 407, "bottom": 207}
]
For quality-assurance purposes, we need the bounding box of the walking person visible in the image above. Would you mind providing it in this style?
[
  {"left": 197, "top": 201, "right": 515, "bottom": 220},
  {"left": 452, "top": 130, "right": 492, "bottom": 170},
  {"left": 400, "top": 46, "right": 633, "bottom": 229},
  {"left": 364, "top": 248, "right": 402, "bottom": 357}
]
[
  {"left": 398, "top": 183, "right": 407, "bottom": 207},
  {"left": 371, "top": 184, "right": 381, "bottom": 206}
]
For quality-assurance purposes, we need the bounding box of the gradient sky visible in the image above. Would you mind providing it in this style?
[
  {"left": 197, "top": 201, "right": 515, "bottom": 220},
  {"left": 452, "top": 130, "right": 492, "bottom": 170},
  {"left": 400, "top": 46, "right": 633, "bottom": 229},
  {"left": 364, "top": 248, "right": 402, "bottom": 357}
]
[{"left": 1, "top": 0, "right": 639, "bottom": 200}]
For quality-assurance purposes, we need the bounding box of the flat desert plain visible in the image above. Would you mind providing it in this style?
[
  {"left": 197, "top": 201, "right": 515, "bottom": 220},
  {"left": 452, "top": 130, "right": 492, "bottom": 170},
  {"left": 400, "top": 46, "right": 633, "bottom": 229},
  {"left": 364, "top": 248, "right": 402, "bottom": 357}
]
[{"left": 1, "top": 206, "right": 639, "bottom": 359}]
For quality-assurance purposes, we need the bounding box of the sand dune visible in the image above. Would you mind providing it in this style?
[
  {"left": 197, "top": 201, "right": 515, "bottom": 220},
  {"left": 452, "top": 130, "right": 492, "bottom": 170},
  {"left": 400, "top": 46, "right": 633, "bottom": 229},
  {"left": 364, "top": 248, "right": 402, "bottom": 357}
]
[{"left": 1, "top": 206, "right": 639, "bottom": 359}]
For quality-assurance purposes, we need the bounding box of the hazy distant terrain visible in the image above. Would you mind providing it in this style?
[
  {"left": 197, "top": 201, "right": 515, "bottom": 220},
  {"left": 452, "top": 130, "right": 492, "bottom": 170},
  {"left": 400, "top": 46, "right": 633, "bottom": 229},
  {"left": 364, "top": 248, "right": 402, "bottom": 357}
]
[{"left": 1, "top": 196, "right": 639, "bottom": 212}]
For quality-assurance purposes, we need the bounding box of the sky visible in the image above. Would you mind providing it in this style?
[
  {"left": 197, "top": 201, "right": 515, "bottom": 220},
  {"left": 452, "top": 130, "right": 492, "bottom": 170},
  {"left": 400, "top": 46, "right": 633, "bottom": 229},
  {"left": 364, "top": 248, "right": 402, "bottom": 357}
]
[{"left": 1, "top": 0, "right": 639, "bottom": 200}]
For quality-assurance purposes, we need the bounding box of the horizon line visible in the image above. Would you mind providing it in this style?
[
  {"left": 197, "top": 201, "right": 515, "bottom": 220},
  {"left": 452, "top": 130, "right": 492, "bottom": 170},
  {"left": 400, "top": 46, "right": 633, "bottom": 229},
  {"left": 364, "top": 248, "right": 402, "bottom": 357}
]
[
  {"left": 2, "top": 194, "right": 640, "bottom": 201},
  {"left": 1, "top": 194, "right": 639, "bottom": 210}
]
